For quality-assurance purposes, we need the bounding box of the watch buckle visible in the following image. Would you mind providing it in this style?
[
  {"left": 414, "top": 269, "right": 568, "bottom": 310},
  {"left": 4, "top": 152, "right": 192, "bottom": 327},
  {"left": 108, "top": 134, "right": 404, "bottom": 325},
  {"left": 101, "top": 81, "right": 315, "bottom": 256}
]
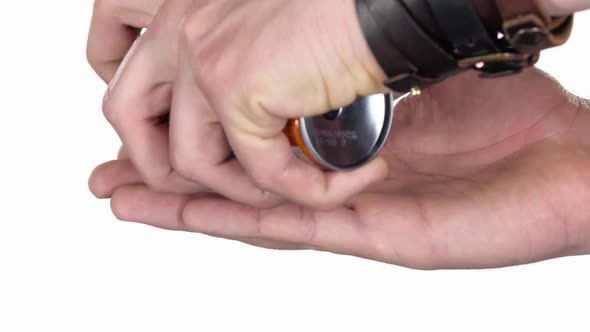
[
  {"left": 504, "top": 14, "right": 550, "bottom": 54},
  {"left": 458, "top": 52, "right": 531, "bottom": 68},
  {"left": 457, "top": 52, "right": 537, "bottom": 77}
]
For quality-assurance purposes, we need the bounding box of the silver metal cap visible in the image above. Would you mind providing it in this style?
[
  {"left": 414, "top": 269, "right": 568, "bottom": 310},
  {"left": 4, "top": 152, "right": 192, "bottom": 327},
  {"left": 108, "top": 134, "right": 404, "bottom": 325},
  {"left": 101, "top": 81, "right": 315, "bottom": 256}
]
[{"left": 299, "top": 93, "right": 394, "bottom": 171}]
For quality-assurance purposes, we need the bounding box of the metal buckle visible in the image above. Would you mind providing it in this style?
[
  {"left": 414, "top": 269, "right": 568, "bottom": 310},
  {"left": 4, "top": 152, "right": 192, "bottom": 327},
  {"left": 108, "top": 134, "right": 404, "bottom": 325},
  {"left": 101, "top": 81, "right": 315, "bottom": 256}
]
[
  {"left": 457, "top": 52, "right": 531, "bottom": 68},
  {"left": 504, "top": 15, "right": 550, "bottom": 54},
  {"left": 457, "top": 52, "right": 537, "bottom": 77},
  {"left": 384, "top": 72, "right": 443, "bottom": 93}
]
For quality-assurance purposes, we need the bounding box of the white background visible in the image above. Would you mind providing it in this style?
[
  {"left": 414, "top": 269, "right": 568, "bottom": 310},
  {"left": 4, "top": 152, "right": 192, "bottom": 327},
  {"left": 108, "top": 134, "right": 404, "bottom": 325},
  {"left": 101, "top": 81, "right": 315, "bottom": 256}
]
[{"left": 0, "top": 2, "right": 589, "bottom": 332}]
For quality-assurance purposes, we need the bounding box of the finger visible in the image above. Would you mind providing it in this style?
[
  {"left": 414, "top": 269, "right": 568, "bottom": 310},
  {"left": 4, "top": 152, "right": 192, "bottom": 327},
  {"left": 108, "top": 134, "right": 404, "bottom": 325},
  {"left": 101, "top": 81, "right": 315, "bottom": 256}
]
[
  {"left": 110, "top": 185, "right": 303, "bottom": 249},
  {"left": 104, "top": 0, "right": 208, "bottom": 193},
  {"left": 87, "top": 0, "right": 164, "bottom": 82},
  {"left": 168, "top": 38, "right": 284, "bottom": 207},
  {"left": 108, "top": 185, "right": 446, "bottom": 267},
  {"left": 223, "top": 118, "right": 389, "bottom": 210},
  {"left": 89, "top": 159, "right": 142, "bottom": 198},
  {"left": 181, "top": 194, "right": 454, "bottom": 268},
  {"left": 109, "top": 184, "right": 444, "bottom": 267},
  {"left": 110, "top": 185, "right": 194, "bottom": 229},
  {"left": 239, "top": 239, "right": 306, "bottom": 251},
  {"left": 181, "top": 196, "right": 371, "bottom": 257}
]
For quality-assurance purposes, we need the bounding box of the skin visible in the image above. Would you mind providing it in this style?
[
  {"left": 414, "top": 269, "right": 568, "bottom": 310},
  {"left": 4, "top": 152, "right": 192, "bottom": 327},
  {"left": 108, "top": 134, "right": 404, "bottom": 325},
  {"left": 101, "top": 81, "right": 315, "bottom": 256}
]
[
  {"left": 541, "top": 0, "right": 590, "bottom": 15},
  {"left": 87, "top": 0, "right": 590, "bottom": 269},
  {"left": 87, "top": 0, "right": 590, "bottom": 210},
  {"left": 87, "top": 0, "right": 165, "bottom": 82},
  {"left": 90, "top": 68, "right": 590, "bottom": 269},
  {"left": 90, "top": 0, "right": 400, "bottom": 210}
]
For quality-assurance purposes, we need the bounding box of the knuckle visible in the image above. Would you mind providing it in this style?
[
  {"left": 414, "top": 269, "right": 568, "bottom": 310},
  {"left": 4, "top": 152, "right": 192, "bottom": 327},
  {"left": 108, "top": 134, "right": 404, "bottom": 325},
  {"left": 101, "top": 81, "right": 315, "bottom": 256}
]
[
  {"left": 101, "top": 89, "right": 137, "bottom": 126},
  {"left": 250, "top": 170, "right": 276, "bottom": 191},
  {"left": 190, "top": 46, "right": 216, "bottom": 87},
  {"left": 247, "top": 171, "right": 285, "bottom": 200},
  {"left": 188, "top": 46, "right": 227, "bottom": 95},
  {"left": 180, "top": 9, "right": 199, "bottom": 46},
  {"left": 182, "top": 2, "right": 219, "bottom": 42},
  {"left": 101, "top": 94, "right": 124, "bottom": 124},
  {"left": 182, "top": 8, "right": 239, "bottom": 102},
  {"left": 101, "top": 96, "right": 115, "bottom": 120},
  {"left": 181, "top": 9, "right": 213, "bottom": 58},
  {"left": 170, "top": 151, "right": 202, "bottom": 183},
  {"left": 131, "top": 168, "right": 175, "bottom": 194}
]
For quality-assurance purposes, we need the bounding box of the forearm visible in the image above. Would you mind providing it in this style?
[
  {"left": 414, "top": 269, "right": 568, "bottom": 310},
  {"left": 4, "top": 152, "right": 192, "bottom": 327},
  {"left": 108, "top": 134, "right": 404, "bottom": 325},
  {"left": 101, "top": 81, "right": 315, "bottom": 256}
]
[{"left": 541, "top": 0, "right": 590, "bottom": 15}]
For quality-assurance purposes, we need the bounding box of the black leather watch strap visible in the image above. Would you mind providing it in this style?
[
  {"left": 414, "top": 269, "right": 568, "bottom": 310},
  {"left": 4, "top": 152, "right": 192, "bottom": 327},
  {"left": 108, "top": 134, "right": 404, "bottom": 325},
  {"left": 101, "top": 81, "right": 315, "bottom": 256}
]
[
  {"left": 423, "top": 0, "right": 531, "bottom": 77},
  {"left": 355, "top": 0, "right": 574, "bottom": 93},
  {"left": 397, "top": 0, "right": 445, "bottom": 44},
  {"left": 365, "top": 0, "right": 458, "bottom": 77},
  {"left": 425, "top": 0, "right": 498, "bottom": 58},
  {"left": 358, "top": 0, "right": 461, "bottom": 92},
  {"left": 356, "top": 0, "right": 417, "bottom": 81}
]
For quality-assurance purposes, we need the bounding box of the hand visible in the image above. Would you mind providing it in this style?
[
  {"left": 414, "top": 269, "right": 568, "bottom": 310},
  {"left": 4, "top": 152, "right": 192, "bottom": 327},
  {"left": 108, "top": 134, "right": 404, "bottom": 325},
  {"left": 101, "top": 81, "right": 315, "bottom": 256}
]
[
  {"left": 87, "top": 0, "right": 165, "bottom": 83},
  {"left": 90, "top": 68, "right": 590, "bottom": 269},
  {"left": 99, "top": 0, "right": 390, "bottom": 210}
]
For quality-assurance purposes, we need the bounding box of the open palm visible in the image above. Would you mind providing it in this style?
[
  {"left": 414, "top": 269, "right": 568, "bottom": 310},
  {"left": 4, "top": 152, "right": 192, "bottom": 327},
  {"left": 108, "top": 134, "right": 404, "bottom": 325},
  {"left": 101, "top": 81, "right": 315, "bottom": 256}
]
[{"left": 90, "top": 68, "right": 590, "bottom": 269}]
